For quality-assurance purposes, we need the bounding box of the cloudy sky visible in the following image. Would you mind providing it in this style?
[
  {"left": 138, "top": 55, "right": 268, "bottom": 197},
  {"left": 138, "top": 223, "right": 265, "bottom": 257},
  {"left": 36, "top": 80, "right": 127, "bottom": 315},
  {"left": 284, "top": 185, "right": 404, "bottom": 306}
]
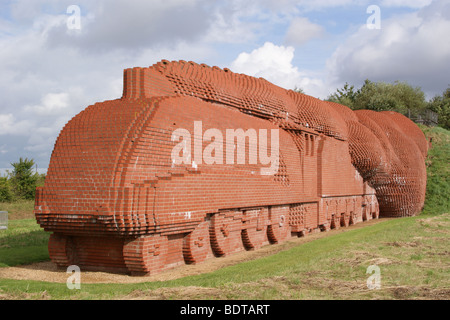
[{"left": 1, "top": 0, "right": 449, "bottom": 173}]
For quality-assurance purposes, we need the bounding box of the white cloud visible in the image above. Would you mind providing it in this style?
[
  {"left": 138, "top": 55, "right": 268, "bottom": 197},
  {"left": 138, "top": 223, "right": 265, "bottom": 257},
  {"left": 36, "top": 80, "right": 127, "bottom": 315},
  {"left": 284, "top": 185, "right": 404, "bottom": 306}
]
[
  {"left": 0, "top": 145, "right": 8, "bottom": 155},
  {"left": 44, "top": 0, "right": 212, "bottom": 52},
  {"left": 231, "top": 42, "right": 297, "bottom": 79},
  {"left": 285, "top": 17, "right": 325, "bottom": 46},
  {"left": 254, "top": 0, "right": 366, "bottom": 12},
  {"left": 24, "top": 92, "right": 70, "bottom": 115},
  {"left": 230, "top": 42, "right": 326, "bottom": 97},
  {"left": 204, "top": 5, "right": 261, "bottom": 44},
  {"left": 381, "top": 0, "right": 432, "bottom": 8},
  {"left": 0, "top": 114, "right": 34, "bottom": 136},
  {"left": 326, "top": 0, "right": 450, "bottom": 97}
]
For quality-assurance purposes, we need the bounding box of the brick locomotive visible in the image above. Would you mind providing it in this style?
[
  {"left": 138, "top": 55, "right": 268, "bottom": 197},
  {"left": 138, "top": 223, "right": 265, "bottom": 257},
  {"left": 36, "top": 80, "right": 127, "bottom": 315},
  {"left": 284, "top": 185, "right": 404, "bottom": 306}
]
[{"left": 34, "top": 60, "right": 428, "bottom": 275}]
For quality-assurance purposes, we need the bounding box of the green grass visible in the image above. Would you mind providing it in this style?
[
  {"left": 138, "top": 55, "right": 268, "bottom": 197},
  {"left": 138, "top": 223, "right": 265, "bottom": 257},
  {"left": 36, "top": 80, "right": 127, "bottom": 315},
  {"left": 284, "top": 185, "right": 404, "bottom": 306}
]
[
  {"left": 419, "top": 125, "right": 450, "bottom": 215},
  {"left": 0, "top": 214, "right": 448, "bottom": 300},
  {"left": 0, "top": 219, "right": 49, "bottom": 267},
  {"left": 0, "top": 125, "right": 448, "bottom": 300},
  {"left": 0, "top": 199, "right": 36, "bottom": 220}
]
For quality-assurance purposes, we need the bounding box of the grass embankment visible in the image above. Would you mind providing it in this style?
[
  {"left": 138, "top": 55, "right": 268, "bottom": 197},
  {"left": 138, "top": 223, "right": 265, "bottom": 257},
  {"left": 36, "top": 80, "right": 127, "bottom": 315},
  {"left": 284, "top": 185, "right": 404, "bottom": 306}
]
[
  {"left": 0, "top": 200, "right": 35, "bottom": 221},
  {"left": 420, "top": 125, "right": 450, "bottom": 215},
  {"left": 0, "top": 126, "right": 448, "bottom": 300}
]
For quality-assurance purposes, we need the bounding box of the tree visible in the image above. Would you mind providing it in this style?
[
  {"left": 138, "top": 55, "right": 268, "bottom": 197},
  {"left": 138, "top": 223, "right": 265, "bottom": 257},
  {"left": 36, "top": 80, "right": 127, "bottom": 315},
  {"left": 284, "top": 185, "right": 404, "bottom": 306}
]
[
  {"left": 0, "top": 177, "right": 13, "bottom": 202},
  {"left": 428, "top": 86, "right": 450, "bottom": 130},
  {"left": 9, "top": 158, "right": 39, "bottom": 200},
  {"left": 327, "top": 80, "right": 427, "bottom": 117},
  {"left": 327, "top": 82, "right": 359, "bottom": 109},
  {"left": 293, "top": 86, "right": 305, "bottom": 94}
]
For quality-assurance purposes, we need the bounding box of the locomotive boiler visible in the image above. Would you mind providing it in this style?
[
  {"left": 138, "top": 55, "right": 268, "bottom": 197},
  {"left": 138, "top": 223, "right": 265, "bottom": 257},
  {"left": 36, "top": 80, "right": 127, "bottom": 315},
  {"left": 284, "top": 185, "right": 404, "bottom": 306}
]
[{"left": 34, "top": 60, "right": 428, "bottom": 275}]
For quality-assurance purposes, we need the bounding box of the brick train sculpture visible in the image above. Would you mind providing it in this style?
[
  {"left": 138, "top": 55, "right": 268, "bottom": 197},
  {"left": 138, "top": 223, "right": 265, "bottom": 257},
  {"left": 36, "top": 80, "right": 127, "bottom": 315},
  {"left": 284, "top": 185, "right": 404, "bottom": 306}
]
[{"left": 34, "top": 60, "right": 428, "bottom": 275}]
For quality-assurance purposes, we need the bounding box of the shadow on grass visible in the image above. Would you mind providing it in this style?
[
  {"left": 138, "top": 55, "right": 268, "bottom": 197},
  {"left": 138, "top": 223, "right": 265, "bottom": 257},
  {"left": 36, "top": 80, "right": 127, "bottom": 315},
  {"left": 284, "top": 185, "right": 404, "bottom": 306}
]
[
  {"left": 0, "top": 229, "right": 50, "bottom": 267},
  {"left": 0, "top": 245, "right": 49, "bottom": 268}
]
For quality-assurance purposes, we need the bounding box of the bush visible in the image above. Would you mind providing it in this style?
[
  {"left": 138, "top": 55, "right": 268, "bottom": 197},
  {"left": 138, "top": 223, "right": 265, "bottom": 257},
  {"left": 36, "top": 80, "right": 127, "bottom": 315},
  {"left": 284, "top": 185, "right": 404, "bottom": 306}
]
[
  {"left": 327, "top": 79, "right": 427, "bottom": 117},
  {"left": 428, "top": 87, "right": 450, "bottom": 130},
  {"left": 9, "top": 158, "right": 39, "bottom": 201},
  {"left": 0, "top": 177, "right": 14, "bottom": 202}
]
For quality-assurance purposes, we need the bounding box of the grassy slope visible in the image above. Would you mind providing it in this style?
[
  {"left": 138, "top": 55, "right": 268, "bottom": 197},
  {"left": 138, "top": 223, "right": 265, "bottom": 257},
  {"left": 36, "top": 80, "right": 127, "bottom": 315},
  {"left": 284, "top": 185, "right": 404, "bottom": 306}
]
[
  {"left": 0, "top": 126, "right": 448, "bottom": 300},
  {"left": 0, "top": 200, "right": 36, "bottom": 221},
  {"left": 420, "top": 125, "right": 450, "bottom": 215}
]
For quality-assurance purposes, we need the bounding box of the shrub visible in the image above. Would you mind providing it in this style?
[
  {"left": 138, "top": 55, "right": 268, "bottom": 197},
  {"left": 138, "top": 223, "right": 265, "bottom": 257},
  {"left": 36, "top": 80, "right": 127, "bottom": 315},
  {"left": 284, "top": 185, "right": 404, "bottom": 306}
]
[
  {"left": 0, "top": 177, "right": 14, "bottom": 202},
  {"left": 9, "top": 158, "right": 39, "bottom": 200}
]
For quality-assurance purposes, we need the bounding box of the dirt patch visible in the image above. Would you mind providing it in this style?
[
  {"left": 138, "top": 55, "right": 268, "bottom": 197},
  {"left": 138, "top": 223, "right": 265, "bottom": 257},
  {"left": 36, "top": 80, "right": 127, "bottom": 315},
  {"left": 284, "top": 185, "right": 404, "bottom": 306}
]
[
  {"left": 0, "top": 218, "right": 387, "bottom": 284},
  {"left": 0, "top": 288, "right": 51, "bottom": 300},
  {"left": 384, "top": 241, "right": 421, "bottom": 248},
  {"left": 297, "top": 273, "right": 368, "bottom": 299},
  {"left": 418, "top": 213, "right": 450, "bottom": 234},
  {"left": 387, "top": 285, "right": 450, "bottom": 300},
  {"left": 120, "top": 286, "right": 225, "bottom": 300},
  {"left": 329, "top": 250, "right": 398, "bottom": 268},
  {"left": 225, "top": 276, "right": 296, "bottom": 299},
  {"left": 366, "top": 257, "right": 397, "bottom": 266}
]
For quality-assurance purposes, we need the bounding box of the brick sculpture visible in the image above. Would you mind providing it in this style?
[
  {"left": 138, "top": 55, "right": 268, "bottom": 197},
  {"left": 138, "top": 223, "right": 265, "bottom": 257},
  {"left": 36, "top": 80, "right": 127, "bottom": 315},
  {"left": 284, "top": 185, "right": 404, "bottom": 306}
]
[{"left": 34, "top": 60, "right": 428, "bottom": 275}]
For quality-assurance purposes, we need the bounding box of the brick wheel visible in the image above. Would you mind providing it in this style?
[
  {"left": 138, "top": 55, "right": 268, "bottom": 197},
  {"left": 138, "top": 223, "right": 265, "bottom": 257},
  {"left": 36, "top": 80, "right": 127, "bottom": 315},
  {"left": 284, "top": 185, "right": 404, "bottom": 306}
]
[
  {"left": 183, "top": 220, "right": 211, "bottom": 264},
  {"left": 299, "top": 229, "right": 308, "bottom": 237},
  {"left": 268, "top": 213, "right": 291, "bottom": 243},
  {"left": 341, "top": 212, "right": 350, "bottom": 227},
  {"left": 320, "top": 222, "right": 331, "bottom": 232},
  {"left": 48, "top": 233, "right": 77, "bottom": 268},
  {"left": 349, "top": 211, "right": 358, "bottom": 225},
  {"left": 372, "top": 203, "right": 380, "bottom": 219},
  {"left": 331, "top": 214, "right": 341, "bottom": 230},
  {"left": 210, "top": 211, "right": 243, "bottom": 257},
  {"left": 352, "top": 206, "right": 363, "bottom": 225},
  {"left": 362, "top": 206, "right": 372, "bottom": 221},
  {"left": 123, "top": 234, "right": 168, "bottom": 276},
  {"left": 241, "top": 209, "right": 268, "bottom": 250}
]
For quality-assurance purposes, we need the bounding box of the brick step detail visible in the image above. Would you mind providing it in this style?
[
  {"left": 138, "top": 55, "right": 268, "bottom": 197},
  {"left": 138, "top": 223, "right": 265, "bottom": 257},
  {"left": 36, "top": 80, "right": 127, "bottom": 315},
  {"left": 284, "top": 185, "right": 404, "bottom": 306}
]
[{"left": 134, "top": 167, "right": 201, "bottom": 188}]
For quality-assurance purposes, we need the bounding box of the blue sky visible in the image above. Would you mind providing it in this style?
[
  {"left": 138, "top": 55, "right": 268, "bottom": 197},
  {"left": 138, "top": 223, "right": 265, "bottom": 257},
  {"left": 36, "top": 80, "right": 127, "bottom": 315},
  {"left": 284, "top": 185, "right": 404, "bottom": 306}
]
[{"left": 0, "top": 0, "right": 449, "bottom": 173}]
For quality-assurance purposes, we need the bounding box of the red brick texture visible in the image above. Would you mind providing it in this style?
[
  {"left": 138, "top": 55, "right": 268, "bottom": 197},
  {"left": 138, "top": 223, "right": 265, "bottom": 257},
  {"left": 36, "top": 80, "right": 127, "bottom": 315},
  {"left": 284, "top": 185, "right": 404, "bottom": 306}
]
[{"left": 34, "top": 60, "right": 428, "bottom": 275}]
